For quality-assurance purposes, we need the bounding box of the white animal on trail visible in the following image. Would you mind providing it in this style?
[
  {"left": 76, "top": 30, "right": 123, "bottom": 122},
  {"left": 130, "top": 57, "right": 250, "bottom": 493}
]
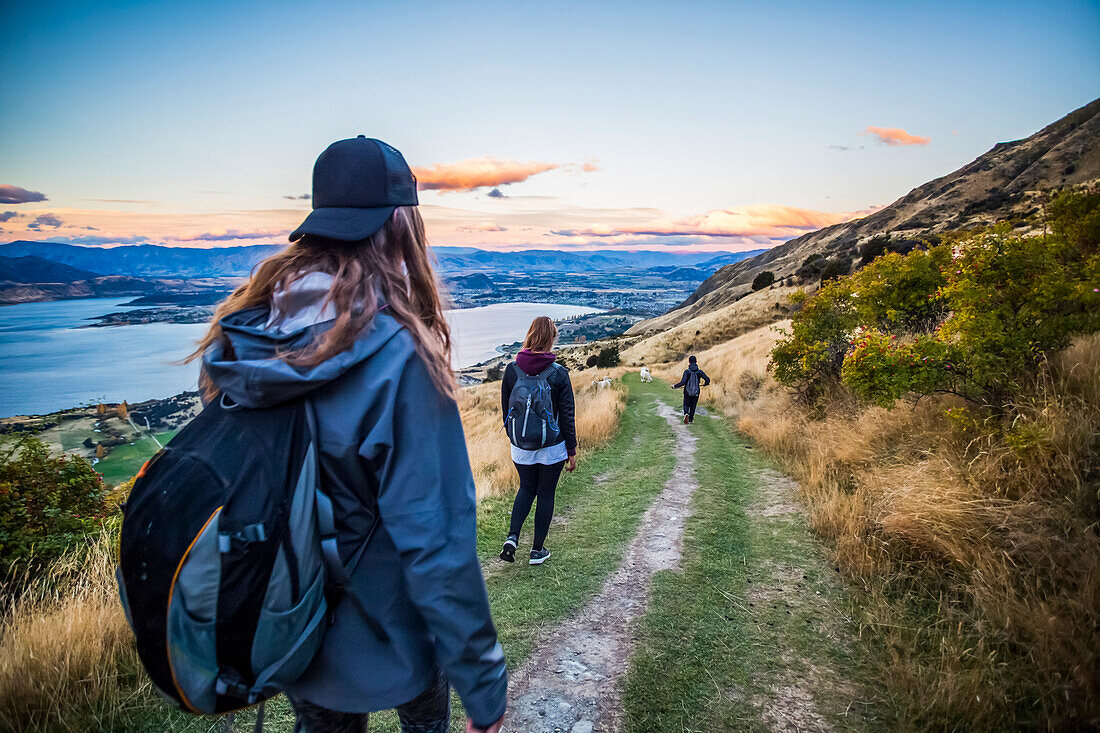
[
  {"left": 639, "top": 367, "right": 652, "bottom": 383},
  {"left": 591, "top": 376, "right": 613, "bottom": 389}
]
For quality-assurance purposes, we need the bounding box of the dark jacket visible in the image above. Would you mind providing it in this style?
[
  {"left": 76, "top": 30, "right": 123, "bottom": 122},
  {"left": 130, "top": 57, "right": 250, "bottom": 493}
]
[
  {"left": 201, "top": 295, "right": 506, "bottom": 727},
  {"left": 672, "top": 363, "right": 711, "bottom": 391},
  {"left": 500, "top": 349, "right": 577, "bottom": 456}
]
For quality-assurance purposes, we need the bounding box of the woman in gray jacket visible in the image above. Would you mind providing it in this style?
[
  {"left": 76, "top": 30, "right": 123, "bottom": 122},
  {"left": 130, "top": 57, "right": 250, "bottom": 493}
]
[{"left": 194, "top": 137, "right": 505, "bottom": 733}]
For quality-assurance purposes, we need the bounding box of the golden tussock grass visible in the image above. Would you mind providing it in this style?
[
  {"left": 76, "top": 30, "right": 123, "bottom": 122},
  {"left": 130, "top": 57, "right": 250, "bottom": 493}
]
[
  {"left": 623, "top": 286, "right": 799, "bottom": 365},
  {"left": 679, "top": 322, "right": 1100, "bottom": 727},
  {"left": 460, "top": 370, "right": 627, "bottom": 499},
  {"left": 0, "top": 523, "right": 151, "bottom": 732}
]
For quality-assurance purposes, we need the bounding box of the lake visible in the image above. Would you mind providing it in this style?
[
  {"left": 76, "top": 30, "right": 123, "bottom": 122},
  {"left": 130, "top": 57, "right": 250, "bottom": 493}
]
[{"left": 0, "top": 298, "right": 598, "bottom": 417}]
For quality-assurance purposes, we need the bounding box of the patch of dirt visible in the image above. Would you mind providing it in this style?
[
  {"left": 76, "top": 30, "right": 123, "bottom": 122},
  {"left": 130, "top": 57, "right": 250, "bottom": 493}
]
[
  {"left": 753, "top": 682, "right": 835, "bottom": 732},
  {"left": 747, "top": 468, "right": 803, "bottom": 518},
  {"left": 502, "top": 400, "right": 699, "bottom": 733}
]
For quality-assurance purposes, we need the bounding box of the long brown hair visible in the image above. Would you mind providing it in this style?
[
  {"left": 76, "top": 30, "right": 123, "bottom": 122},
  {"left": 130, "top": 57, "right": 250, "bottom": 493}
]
[
  {"left": 188, "top": 206, "right": 454, "bottom": 398},
  {"left": 522, "top": 316, "right": 557, "bottom": 353}
]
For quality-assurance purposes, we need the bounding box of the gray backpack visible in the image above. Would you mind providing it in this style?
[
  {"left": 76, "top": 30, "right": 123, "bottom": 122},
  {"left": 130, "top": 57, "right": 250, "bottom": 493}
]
[
  {"left": 685, "top": 370, "right": 701, "bottom": 397},
  {"left": 505, "top": 363, "right": 562, "bottom": 450}
]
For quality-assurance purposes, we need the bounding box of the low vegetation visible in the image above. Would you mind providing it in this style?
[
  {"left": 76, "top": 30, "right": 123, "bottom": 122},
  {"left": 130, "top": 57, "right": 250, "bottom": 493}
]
[
  {"left": 0, "top": 522, "right": 149, "bottom": 731},
  {"left": 0, "top": 437, "right": 109, "bottom": 575},
  {"left": 655, "top": 190, "right": 1100, "bottom": 728},
  {"left": 773, "top": 191, "right": 1100, "bottom": 409}
]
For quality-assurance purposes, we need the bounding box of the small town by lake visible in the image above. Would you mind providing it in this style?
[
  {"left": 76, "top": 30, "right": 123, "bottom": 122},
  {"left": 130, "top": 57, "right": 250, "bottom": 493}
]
[{"left": 0, "top": 297, "right": 598, "bottom": 417}]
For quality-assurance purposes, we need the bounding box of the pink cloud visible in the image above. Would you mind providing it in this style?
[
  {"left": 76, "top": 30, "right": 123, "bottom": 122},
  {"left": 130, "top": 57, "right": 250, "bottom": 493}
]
[
  {"left": 457, "top": 221, "right": 507, "bottom": 232},
  {"left": 413, "top": 157, "right": 559, "bottom": 192},
  {"left": 550, "top": 204, "right": 874, "bottom": 240},
  {"left": 171, "top": 228, "right": 288, "bottom": 242},
  {"left": 861, "top": 126, "right": 931, "bottom": 146}
]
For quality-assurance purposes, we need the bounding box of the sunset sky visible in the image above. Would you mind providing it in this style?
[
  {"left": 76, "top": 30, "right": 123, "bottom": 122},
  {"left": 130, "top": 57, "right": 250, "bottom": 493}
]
[{"left": 1, "top": 1, "right": 1098, "bottom": 252}]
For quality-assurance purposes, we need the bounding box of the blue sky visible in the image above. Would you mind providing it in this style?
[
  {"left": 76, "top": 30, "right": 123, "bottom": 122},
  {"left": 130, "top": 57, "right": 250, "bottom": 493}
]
[{"left": 1, "top": 0, "right": 1097, "bottom": 250}]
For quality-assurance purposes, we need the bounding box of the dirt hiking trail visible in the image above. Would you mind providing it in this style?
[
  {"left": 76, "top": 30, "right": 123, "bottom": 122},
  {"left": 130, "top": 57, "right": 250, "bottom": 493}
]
[{"left": 502, "top": 400, "right": 698, "bottom": 733}]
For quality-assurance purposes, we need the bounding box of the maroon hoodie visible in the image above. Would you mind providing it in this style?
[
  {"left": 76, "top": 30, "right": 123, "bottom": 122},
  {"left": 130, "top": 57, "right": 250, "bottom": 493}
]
[{"left": 515, "top": 348, "right": 557, "bottom": 375}]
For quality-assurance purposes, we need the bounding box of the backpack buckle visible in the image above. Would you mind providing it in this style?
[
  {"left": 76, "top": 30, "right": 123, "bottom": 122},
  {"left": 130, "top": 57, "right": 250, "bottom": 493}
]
[
  {"left": 215, "top": 670, "right": 250, "bottom": 699},
  {"left": 217, "top": 523, "right": 267, "bottom": 553}
]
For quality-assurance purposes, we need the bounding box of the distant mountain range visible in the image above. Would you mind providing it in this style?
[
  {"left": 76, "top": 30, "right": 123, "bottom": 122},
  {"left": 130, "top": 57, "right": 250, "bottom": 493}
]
[
  {"left": 0, "top": 255, "right": 101, "bottom": 283},
  {"left": 0, "top": 240, "right": 764, "bottom": 280},
  {"left": 0, "top": 242, "right": 286, "bottom": 279},
  {"left": 634, "top": 96, "right": 1100, "bottom": 332}
]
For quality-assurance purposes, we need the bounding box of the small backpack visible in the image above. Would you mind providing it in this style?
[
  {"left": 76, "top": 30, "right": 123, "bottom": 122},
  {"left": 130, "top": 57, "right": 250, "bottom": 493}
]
[
  {"left": 116, "top": 394, "right": 383, "bottom": 716},
  {"left": 505, "top": 363, "right": 561, "bottom": 450},
  {"left": 685, "top": 369, "right": 701, "bottom": 397}
]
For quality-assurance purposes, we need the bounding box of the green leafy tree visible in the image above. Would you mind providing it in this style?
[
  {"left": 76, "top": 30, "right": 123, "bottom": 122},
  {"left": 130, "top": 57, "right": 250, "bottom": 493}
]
[
  {"left": 769, "top": 282, "right": 858, "bottom": 403},
  {"left": 0, "top": 437, "right": 109, "bottom": 574},
  {"left": 772, "top": 189, "right": 1100, "bottom": 410}
]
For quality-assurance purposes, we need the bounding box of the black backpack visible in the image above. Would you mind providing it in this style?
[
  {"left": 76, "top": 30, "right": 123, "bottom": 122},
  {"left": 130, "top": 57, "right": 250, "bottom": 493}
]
[
  {"left": 505, "top": 363, "right": 561, "bottom": 450},
  {"left": 685, "top": 369, "right": 701, "bottom": 397},
  {"left": 116, "top": 394, "right": 383, "bottom": 716}
]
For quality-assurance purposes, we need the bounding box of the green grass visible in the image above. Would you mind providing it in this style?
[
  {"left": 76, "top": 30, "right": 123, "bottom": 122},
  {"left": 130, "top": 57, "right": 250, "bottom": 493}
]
[
  {"left": 94, "top": 431, "right": 176, "bottom": 485},
  {"left": 116, "top": 375, "right": 677, "bottom": 732},
  {"left": 621, "top": 397, "right": 887, "bottom": 732}
]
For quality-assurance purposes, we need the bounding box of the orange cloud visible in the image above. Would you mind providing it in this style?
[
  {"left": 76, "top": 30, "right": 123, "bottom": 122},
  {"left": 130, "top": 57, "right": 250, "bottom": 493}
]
[
  {"left": 550, "top": 204, "right": 874, "bottom": 240},
  {"left": 413, "top": 157, "right": 559, "bottom": 192},
  {"left": 861, "top": 126, "right": 931, "bottom": 146}
]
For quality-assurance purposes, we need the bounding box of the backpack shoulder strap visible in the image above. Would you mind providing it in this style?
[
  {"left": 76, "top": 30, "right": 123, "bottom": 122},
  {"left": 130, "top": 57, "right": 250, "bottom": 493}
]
[{"left": 305, "top": 400, "right": 388, "bottom": 641}]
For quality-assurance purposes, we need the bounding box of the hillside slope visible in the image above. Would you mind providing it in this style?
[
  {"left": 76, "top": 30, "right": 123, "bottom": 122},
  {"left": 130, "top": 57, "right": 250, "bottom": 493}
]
[
  {"left": 0, "top": 255, "right": 101, "bottom": 283},
  {"left": 631, "top": 96, "right": 1100, "bottom": 333}
]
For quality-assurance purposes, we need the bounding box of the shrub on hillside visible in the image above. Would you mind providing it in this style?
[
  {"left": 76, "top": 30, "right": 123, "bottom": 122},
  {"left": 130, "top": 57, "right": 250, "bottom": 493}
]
[
  {"left": 796, "top": 253, "right": 824, "bottom": 280},
  {"left": 0, "top": 438, "right": 109, "bottom": 575},
  {"left": 858, "top": 235, "right": 891, "bottom": 266},
  {"left": 595, "top": 345, "right": 620, "bottom": 368},
  {"left": 751, "top": 270, "right": 775, "bottom": 290},
  {"left": 819, "top": 257, "right": 851, "bottom": 282},
  {"left": 772, "top": 189, "right": 1100, "bottom": 410}
]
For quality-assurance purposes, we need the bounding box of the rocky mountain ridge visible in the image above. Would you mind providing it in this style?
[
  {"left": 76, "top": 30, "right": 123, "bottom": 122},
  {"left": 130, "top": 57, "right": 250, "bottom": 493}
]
[{"left": 631, "top": 96, "right": 1100, "bottom": 333}]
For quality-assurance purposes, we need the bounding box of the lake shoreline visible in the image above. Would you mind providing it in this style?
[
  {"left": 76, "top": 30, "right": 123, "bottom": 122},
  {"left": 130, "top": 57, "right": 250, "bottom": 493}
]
[{"left": 0, "top": 298, "right": 606, "bottom": 418}]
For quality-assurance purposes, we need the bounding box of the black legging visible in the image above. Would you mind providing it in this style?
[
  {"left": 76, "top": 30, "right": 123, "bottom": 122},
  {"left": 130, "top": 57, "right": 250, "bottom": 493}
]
[
  {"left": 683, "top": 394, "right": 699, "bottom": 420},
  {"left": 508, "top": 461, "right": 565, "bottom": 550}
]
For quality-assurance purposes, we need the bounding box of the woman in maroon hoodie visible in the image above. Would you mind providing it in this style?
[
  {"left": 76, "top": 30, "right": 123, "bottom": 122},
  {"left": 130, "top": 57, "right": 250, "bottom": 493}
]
[{"left": 499, "top": 317, "right": 577, "bottom": 565}]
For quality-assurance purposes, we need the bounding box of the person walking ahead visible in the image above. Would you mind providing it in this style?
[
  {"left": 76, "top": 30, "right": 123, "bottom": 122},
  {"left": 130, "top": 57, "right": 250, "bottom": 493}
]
[
  {"left": 499, "top": 317, "right": 577, "bottom": 565},
  {"left": 671, "top": 355, "right": 710, "bottom": 424},
  {"left": 193, "top": 137, "right": 506, "bottom": 733}
]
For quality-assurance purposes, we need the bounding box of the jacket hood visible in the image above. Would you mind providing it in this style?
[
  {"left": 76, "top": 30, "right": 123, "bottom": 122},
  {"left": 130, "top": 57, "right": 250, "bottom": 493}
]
[
  {"left": 516, "top": 348, "right": 557, "bottom": 375},
  {"left": 202, "top": 276, "right": 402, "bottom": 408},
  {"left": 688, "top": 363, "right": 699, "bottom": 372}
]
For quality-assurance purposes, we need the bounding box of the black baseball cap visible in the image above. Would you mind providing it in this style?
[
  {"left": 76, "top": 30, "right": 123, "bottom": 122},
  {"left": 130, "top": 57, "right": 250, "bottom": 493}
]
[{"left": 290, "top": 136, "right": 419, "bottom": 242}]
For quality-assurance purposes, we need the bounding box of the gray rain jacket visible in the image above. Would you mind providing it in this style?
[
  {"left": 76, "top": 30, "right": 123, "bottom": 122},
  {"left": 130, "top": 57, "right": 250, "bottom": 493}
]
[{"left": 200, "top": 275, "right": 507, "bottom": 727}]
